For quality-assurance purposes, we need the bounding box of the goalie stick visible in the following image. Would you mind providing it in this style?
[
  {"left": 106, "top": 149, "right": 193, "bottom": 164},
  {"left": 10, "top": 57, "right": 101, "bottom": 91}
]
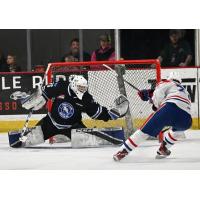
[
  {"left": 102, "top": 64, "right": 140, "bottom": 92},
  {"left": 9, "top": 64, "right": 51, "bottom": 140},
  {"left": 81, "top": 130, "right": 123, "bottom": 145},
  {"left": 74, "top": 128, "right": 124, "bottom": 145},
  {"left": 19, "top": 109, "right": 34, "bottom": 141}
]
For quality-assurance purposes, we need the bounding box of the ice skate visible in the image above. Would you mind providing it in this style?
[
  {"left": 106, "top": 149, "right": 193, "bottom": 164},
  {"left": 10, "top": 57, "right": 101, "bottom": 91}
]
[
  {"left": 156, "top": 141, "right": 171, "bottom": 159},
  {"left": 113, "top": 148, "right": 129, "bottom": 161}
]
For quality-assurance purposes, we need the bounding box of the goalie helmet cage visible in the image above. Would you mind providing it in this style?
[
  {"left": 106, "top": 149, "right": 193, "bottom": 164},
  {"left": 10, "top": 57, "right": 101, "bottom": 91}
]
[{"left": 46, "top": 60, "right": 161, "bottom": 142}]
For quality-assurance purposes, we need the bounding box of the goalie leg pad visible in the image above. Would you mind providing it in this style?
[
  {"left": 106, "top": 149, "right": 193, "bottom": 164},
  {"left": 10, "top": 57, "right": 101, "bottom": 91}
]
[
  {"left": 71, "top": 127, "right": 125, "bottom": 148},
  {"left": 24, "top": 126, "right": 45, "bottom": 147},
  {"left": 8, "top": 126, "right": 45, "bottom": 148}
]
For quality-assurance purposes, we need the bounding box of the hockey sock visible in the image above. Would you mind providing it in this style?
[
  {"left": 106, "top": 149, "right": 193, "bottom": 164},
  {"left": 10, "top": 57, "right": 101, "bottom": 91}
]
[
  {"left": 163, "top": 130, "right": 178, "bottom": 149},
  {"left": 120, "top": 129, "right": 149, "bottom": 152}
]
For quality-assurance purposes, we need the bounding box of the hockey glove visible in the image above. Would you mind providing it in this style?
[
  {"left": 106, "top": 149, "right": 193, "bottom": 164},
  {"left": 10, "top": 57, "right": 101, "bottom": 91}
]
[{"left": 138, "top": 89, "right": 154, "bottom": 101}]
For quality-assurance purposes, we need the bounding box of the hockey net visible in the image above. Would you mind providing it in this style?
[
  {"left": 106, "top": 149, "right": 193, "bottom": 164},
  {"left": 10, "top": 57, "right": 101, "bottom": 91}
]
[{"left": 46, "top": 60, "right": 161, "bottom": 142}]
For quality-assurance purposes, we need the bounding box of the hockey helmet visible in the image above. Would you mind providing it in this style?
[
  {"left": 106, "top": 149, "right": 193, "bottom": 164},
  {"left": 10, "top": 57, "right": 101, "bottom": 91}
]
[
  {"left": 167, "top": 71, "right": 182, "bottom": 83},
  {"left": 69, "top": 75, "right": 88, "bottom": 99}
]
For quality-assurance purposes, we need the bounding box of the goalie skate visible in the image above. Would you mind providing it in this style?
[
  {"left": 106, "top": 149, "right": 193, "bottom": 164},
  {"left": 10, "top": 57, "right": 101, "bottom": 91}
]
[
  {"left": 113, "top": 148, "right": 129, "bottom": 161},
  {"left": 156, "top": 141, "right": 171, "bottom": 159}
]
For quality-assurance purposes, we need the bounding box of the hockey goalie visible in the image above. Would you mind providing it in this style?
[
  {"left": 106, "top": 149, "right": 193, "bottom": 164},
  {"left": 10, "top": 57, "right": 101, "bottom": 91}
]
[{"left": 8, "top": 75, "right": 129, "bottom": 148}]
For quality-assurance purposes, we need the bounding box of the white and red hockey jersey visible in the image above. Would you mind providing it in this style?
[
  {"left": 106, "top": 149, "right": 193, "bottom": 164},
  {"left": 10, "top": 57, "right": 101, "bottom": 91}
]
[{"left": 152, "top": 80, "right": 191, "bottom": 114}]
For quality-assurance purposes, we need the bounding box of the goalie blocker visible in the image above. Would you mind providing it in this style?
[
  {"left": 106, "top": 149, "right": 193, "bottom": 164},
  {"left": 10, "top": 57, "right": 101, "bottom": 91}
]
[{"left": 8, "top": 127, "right": 125, "bottom": 148}]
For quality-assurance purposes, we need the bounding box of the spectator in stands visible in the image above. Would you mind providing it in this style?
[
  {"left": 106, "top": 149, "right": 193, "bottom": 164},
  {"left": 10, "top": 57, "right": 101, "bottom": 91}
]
[
  {"left": 64, "top": 54, "right": 79, "bottom": 62},
  {"left": 6, "top": 54, "right": 21, "bottom": 72},
  {"left": 0, "top": 50, "right": 8, "bottom": 72},
  {"left": 61, "top": 38, "right": 91, "bottom": 62},
  {"left": 157, "top": 29, "right": 192, "bottom": 67},
  {"left": 91, "top": 34, "right": 115, "bottom": 61},
  {"left": 63, "top": 54, "right": 89, "bottom": 70},
  {"left": 34, "top": 65, "right": 46, "bottom": 72}
]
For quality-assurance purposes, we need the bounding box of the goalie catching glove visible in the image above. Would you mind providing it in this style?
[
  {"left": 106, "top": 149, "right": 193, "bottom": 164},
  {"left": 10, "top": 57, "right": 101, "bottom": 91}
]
[
  {"left": 22, "top": 87, "right": 46, "bottom": 111},
  {"left": 108, "top": 94, "right": 129, "bottom": 120}
]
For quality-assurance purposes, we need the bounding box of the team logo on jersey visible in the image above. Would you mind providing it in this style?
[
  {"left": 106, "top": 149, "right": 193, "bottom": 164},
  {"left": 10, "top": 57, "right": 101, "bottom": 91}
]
[{"left": 58, "top": 102, "right": 74, "bottom": 119}]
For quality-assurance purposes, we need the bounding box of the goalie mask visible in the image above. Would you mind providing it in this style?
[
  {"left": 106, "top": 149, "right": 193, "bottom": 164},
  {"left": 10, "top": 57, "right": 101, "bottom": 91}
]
[{"left": 69, "top": 75, "right": 88, "bottom": 100}]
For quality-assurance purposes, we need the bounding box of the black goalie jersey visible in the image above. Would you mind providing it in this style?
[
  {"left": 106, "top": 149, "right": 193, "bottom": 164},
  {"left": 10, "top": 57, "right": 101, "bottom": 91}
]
[{"left": 41, "top": 80, "right": 112, "bottom": 129}]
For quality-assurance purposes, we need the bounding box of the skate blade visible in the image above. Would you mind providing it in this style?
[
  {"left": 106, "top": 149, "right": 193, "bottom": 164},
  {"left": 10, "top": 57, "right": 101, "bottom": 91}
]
[
  {"left": 113, "top": 155, "right": 121, "bottom": 161},
  {"left": 155, "top": 154, "right": 169, "bottom": 159}
]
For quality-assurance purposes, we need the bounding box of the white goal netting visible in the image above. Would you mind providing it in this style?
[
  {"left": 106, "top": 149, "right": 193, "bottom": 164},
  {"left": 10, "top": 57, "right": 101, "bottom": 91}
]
[{"left": 47, "top": 60, "right": 161, "bottom": 132}]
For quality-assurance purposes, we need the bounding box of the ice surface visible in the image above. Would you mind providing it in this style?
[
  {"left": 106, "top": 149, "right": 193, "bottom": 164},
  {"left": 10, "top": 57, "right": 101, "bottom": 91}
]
[{"left": 0, "top": 130, "right": 200, "bottom": 170}]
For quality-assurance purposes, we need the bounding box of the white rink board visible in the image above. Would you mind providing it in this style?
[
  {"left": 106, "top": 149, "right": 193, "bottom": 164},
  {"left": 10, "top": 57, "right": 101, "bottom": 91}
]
[
  {"left": 0, "top": 68, "right": 198, "bottom": 120},
  {"left": 1, "top": 68, "right": 199, "bottom": 121},
  {"left": 1, "top": 130, "right": 200, "bottom": 170}
]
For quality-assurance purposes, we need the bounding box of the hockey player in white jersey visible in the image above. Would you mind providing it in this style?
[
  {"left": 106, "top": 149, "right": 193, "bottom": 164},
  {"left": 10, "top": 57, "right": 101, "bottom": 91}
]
[{"left": 113, "top": 71, "right": 192, "bottom": 161}]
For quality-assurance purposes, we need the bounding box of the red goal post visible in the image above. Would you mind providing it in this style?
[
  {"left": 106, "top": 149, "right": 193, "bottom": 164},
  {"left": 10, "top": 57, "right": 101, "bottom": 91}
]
[
  {"left": 47, "top": 60, "right": 161, "bottom": 83},
  {"left": 46, "top": 59, "right": 161, "bottom": 141}
]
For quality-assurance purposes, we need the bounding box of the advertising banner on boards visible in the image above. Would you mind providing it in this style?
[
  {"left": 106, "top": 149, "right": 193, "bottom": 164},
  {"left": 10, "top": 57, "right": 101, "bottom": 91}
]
[{"left": 0, "top": 72, "right": 47, "bottom": 115}]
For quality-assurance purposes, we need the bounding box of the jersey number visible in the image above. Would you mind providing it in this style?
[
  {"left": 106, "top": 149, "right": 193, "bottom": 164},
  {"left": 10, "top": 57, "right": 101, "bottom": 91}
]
[
  {"left": 176, "top": 84, "right": 191, "bottom": 101},
  {"left": 176, "top": 84, "right": 185, "bottom": 92}
]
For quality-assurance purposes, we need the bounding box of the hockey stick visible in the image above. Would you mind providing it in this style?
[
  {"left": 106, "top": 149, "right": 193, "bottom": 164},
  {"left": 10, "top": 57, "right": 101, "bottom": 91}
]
[
  {"left": 102, "top": 64, "right": 141, "bottom": 92},
  {"left": 82, "top": 130, "right": 123, "bottom": 145},
  {"left": 10, "top": 64, "right": 51, "bottom": 140},
  {"left": 19, "top": 109, "right": 34, "bottom": 141},
  {"left": 9, "top": 91, "right": 33, "bottom": 142},
  {"left": 25, "top": 64, "right": 51, "bottom": 128},
  {"left": 20, "top": 64, "right": 51, "bottom": 136},
  {"left": 9, "top": 91, "right": 33, "bottom": 144}
]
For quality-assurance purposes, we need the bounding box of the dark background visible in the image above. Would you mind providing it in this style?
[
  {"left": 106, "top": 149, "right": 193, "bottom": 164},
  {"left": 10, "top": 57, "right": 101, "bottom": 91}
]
[
  {"left": 121, "top": 29, "right": 194, "bottom": 64},
  {"left": 0, "top": 29, "right": 195, "bottom": 71}
]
